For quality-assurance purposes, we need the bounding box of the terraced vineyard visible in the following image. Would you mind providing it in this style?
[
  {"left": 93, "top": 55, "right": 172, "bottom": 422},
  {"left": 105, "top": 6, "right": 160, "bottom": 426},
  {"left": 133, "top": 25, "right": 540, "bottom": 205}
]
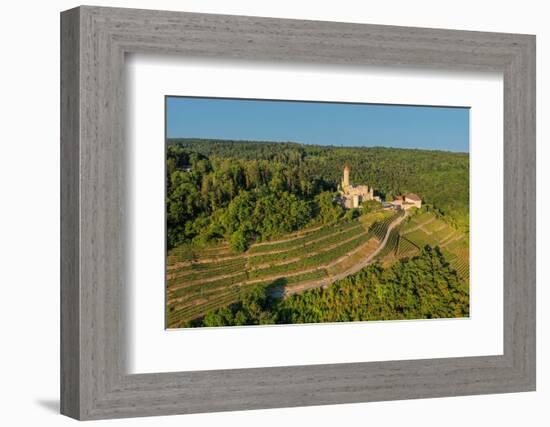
[
  {"left": 379, "top": 211, "right": 470, "bottom": 279},
  {"left": 167, "top": 210, "right": 402, "bottom": 328}
]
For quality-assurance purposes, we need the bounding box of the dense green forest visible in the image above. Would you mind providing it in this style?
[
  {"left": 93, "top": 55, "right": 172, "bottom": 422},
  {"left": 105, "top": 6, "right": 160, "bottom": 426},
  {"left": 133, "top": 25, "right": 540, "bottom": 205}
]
[
  {"left": 166, "top": 138, "right": 469, "bottom": 251},
  {"left": 188, "top": 246, "right": 469, "bottom": 327}
]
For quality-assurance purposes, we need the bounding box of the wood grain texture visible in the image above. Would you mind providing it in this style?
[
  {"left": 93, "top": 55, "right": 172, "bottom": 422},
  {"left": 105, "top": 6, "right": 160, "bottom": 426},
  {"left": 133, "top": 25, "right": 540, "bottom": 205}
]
[
  {"left": 60, "top": 6, "right": 536, "bottom": 420},
  {"left": 60, "top": 7, "right": 80, "bottom": 419}
]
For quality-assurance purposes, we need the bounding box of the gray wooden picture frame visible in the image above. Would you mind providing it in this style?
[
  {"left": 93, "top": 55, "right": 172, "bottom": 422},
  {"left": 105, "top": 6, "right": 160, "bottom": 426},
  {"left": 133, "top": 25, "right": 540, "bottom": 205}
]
[{"left": 60, "top": 5, "right": 536, "bottom": 420}]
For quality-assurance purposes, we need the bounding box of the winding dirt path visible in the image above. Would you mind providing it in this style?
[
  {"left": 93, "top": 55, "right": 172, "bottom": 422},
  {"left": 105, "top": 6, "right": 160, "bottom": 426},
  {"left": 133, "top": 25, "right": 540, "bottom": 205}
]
[
  {"left": 168, "top": 230, "right": 375, "bottom": 298},
  {"left": 172, "top": 241, "right": 377, "bottom": 309},
  {"left": 276, "top": 212, "right": 408, "bottom": 297},
  {"left": 168, "top": 213, "right": 407, "bottom": 316},
  {"left": 272, "top": 212, "right": 408, "bottom": 296}
]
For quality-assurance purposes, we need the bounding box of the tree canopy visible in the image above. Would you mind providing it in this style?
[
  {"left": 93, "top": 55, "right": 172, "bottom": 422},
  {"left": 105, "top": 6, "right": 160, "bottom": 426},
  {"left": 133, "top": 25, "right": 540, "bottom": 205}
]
[{"left": 167, "top": 138, "right": 469, "bottom": 250}]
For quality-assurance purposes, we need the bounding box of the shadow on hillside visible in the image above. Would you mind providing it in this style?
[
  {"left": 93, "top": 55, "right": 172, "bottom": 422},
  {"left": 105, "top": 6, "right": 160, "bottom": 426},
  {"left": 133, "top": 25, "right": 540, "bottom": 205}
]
[{"left": 266, "top": 277, "right": 288, "bottom": 299}]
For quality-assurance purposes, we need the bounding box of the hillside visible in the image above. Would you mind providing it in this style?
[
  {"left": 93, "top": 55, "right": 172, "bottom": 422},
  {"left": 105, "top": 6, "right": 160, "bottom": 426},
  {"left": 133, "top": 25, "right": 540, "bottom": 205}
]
[
  {"left": 195, "top": 246, "right": 469, "bottom": 327},
  {"left": 377, "top": 210, "right": 469, "bottom": 279},
  {"left": 165, "top": 138, "right": 470, "bottom": 327},
  {"left": 167, "top": 210, "right": 404, "bottom": 328}
]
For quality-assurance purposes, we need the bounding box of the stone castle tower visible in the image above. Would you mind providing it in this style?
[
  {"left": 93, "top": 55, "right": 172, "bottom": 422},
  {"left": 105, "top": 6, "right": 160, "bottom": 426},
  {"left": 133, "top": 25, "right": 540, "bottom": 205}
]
[
  {"left": 342, "top": 164, "right": 350, "bottom": 189},
  {"left": 340, "top": 164, "right": 374, "bottom": 208}
]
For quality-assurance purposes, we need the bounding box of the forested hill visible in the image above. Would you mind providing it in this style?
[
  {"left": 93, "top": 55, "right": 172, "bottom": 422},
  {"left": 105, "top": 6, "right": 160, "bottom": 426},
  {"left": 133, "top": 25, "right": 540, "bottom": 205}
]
[{"left": 166, "top": 138, "right": 469, "bottom": 249}]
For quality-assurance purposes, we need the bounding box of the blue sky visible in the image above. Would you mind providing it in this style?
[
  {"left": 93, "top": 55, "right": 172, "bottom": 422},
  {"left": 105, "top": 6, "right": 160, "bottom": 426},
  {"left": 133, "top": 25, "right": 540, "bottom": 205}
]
[{"left": 166, "top": 97, "right": 470, "bottom": 153}]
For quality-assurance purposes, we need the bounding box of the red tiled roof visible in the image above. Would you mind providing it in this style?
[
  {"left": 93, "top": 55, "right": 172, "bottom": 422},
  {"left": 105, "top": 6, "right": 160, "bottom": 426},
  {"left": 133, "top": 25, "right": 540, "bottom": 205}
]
[{"left": 404, "top": 193, "right": 421, "bottom": 201}]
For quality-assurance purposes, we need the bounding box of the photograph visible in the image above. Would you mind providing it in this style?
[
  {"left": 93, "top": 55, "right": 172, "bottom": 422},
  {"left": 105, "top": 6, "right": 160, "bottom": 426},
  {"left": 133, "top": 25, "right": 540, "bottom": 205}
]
[{"left": 165, "top": 97, "right": 470, "bottom": 328}]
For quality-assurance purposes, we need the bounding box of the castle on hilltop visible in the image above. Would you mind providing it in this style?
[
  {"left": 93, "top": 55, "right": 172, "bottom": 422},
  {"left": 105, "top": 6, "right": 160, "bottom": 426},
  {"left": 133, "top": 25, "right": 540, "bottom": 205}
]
[
  {"left": 339, "top": 165, "right": 375, "bottom": 209},
  {"left": 338, "top": 165, "right": 422, "bottom": 210}
]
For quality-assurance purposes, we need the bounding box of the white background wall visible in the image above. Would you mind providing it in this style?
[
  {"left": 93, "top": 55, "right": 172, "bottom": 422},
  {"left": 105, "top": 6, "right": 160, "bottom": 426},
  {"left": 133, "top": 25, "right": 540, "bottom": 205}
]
[{"left": 0, "top": 0, "right": 546, "bottom": 425}]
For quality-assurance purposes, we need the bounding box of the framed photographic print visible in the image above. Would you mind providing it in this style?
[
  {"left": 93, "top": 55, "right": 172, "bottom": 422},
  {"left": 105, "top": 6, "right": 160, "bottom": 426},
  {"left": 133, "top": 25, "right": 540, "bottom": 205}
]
[
  {"left": 164, "top": 97, "right": 471, "bottom": 329},
  {"left": 61, "top": 6, "right": 536, "bottom": 420}
]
